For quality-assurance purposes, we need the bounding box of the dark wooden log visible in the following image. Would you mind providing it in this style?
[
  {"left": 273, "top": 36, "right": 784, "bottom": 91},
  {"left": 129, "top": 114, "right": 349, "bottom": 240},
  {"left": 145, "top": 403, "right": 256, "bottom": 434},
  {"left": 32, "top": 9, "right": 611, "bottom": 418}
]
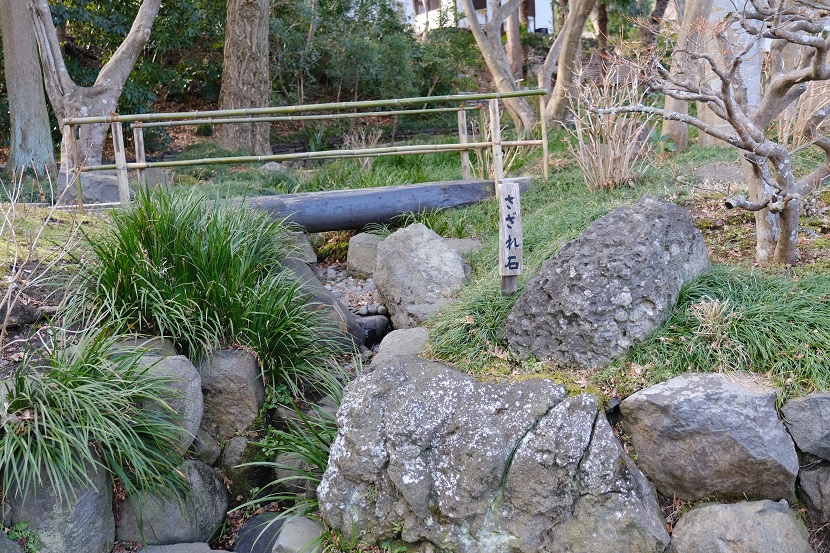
[{"left": 246, "top": 178, "right": 531, "bottom": 233}]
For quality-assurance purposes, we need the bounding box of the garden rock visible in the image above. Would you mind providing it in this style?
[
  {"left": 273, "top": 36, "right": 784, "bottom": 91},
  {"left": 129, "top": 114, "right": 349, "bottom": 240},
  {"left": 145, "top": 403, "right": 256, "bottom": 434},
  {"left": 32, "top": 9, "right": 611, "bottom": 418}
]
[
  {"left": 199, "top": 349, "right": 263, "bottom": 437},
  {"left": 286, "top": 232, "right": 317, "bottom": 264},
  {"left": 319, "top": 359, "right": 669, "bottom": 552},
  {"left": 782, "top": 393, "right": 830, "bottom": 459},
  {"left": 140, "top": 544, "right": 216, "bottom": 553},
  {"left": 60, "top": 168, "right": 168, "bottom": 204},
  {"left": 620, "top": 373, "right": 798, "bottom": 501},
  {"left": 0, "top": 295, "right": 41, "bottom": 328},
  {"left": 273, "top": 516, "right": 324, "bottom": 553},
  {"left": 668, "top": 500, "right": 812, "bottom": 553},
  {"left": 369, "top": 327, "right": 430, "bottom": 369},
  {"left": 347, "top": 232, "right": 383, "bottom": 278},
  {"left": 8, "top": 457, "right": 114, "bottom": 553},
  {"left": 504, "top": 196, "right": 709, "bottom": 368},
  {"left": 116, "top": 460, "right": 228, "bottom": 545},
  {"left": 282, "top": 257, "right": 364, "bottom": 348},
  {"left": 113, "top": 336, "right": 178, "bottom": 356},
  {"left": 796, "top": 459, "right": 830, "bottom": 523},
  {"left": 191, "top": 428, "right": 222, "bottom": 465},
  {"left": 259, "top": 161, "right": 286, "bottom": 173},
  {"left": 222, "top": 435, "right": 272, "bottom": 499},
  {"left": 0, "top": 533, "right": 21, "bottom": 553},
  {"left": 374, "top": 224, "right": 468, "bottom": 329},
  {"left": 138, "top": 354, "right": 203, "bottom": 451},
  {"left": 355, "top": 314, "right": 392, "bottom": 348},
  {"left": 233, "top": 512, "right": 284, "bottom": 553}
]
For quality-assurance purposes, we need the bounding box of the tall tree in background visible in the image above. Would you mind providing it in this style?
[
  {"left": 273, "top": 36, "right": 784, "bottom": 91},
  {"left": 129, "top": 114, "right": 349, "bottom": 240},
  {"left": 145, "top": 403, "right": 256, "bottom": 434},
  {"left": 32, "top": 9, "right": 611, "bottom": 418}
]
[
  {"left": 0, "top": 0, "right": 55, "bottom": 177},
  {"left": 460, "top": 0, "right": 537, "bottom": 134},
  {"left": 216, "top": 0, "right": 271, "bottom": 155},
  {"left": 28, "top": 0, "right": 162, "bottom": 168}
]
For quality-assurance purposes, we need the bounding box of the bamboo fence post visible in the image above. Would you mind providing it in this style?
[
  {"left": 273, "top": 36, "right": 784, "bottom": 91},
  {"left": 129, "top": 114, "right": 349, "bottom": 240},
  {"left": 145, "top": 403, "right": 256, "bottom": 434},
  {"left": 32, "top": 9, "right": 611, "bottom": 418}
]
[
  {"left": 132, "top": 123, "right": 147, "bottom": 188},
  {"left": 111, "top": 122, "right": 130, "bottom": 205},
  {"left": 540, "top": 95, "right": 549, "bottom": 181},
  {"left": 69, "top": 123, "right": 84, "bottom": 213},
  {"left": 458, "top": 105, "right": 471, "bottom": 180}
]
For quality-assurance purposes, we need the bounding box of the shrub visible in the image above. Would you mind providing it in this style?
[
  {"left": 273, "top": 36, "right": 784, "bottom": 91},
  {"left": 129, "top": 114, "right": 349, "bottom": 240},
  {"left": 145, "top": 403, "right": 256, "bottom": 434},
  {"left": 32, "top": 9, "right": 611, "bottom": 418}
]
[
  {"left": 566, "top": 62, "right": 655, "bottom": 191},
  {"left": 0, "top": 328, "right": 187, "bottom": 504},
  {"left": 68, "top": 187, "right": 340, "bottom": 392}
]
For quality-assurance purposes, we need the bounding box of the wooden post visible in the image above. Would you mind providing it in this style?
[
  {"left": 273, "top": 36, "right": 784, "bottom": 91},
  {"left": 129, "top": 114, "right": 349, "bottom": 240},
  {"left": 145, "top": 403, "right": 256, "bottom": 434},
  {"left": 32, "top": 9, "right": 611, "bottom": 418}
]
[
  {"left": 69, "top": 124, "right": 84, "bottom": 213},
  {"left": 111, "top": 122, "right": 130, "bottom": 205},
  {"left": 458, "top": 106, "right": 471, "bottom": 180},
  {"left": 540, "top": 95, "right": 549, "bottom": 181},
  {"left": 489, "top": 99, "right": 504, "bottom": 183},
  {"left": 498, "top": 178, "right": 523, "bottom": 296},
  {"left": 489, "top": 99, "right": 518, "bottom": 295},
  {"left": 133, "top": 123, "right": 147, "bottom": 188}
]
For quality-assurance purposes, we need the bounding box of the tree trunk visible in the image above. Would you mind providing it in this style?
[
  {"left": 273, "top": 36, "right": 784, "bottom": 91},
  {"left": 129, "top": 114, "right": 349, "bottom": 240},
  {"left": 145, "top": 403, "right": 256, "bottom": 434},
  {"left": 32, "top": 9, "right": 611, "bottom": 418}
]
[
  {"left": 662, "top": 0, "right": 714, "bottom": 151},
  {"left": 544, "top": 0, "right": 596, "bottom": 122},
  {"left": 519, "top": 0, "right": 529, "bottom": 26},
  {"left": 460, "top": 0, "right": 536, "bottom": 134},
  {"left": 216, "top": 0, "right": 271, "bottom": 156},
  {"left": 640, "top": 0, "right": 669, "bottom": 46},
  {"left": 28, "top": 0, "right": 162, "bottom": 168},
  {"left": 596, "top": 2, "right": 607, "bottom": 52},
  {"left": 742, "top": 158, "right": 779, "bottom": 263},
  {"left": 506, "top": 11, "right": 523, "bottom": 80},
  {"left": 0, "top": 0, "right": 55, "bottom": 178}
]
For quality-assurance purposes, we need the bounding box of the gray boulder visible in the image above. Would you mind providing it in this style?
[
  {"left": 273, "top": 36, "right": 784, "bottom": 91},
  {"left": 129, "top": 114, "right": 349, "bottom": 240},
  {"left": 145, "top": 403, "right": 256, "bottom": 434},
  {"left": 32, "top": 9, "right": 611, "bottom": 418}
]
[
  {"left": 8, "top": 457, "right": 114, "bottom": 553},
  {"left": 140, "top": 544, "right": 216, "bottom": 553},
  {"left": 138, "top": 354, "right": 203, "bottom": 451},
  {"left": 782, "top": 393, "right": 830, "bottom": 459},
  {"left": 504, "top": 196, "right": 709, "bottom": 368},
  {"left": 286, "top": 231, "right": 318, "bottom": 264},
  {"left": 668, "top": 500, "right": 812, "bottom": 553},
  {"left": 273, "top": 516, "right": 324, "bottom": 553},
  {"left": 620, "top": 373, "right": 798, "bottom": 501},
  {"left": 113, "top": 336, "right": 178, "bottom": 356},
  {"left": 282, "top": 257, "right": 364, "bottom": 348},
  {"left": 347, "top": 232, "right": 383, "bottom": 279},
  {"left": 116, "top": 460, "right": 228, "bottom": 545},
  {"left": 191, "top": 428, "right": 222, "bottom": 466},
  {"left": 354, "top": 315, "right": 392, "bottom": 348},
  {"left": 200, "top": 349, "right": 264, "bottom": 437},
  {"left": 0, "top": 295, "right": 41, "bottom": 328},
  {"left": 797, "top": 458, "right": 830, "bottom": 523},
  {"left": 369, "top": 327, "right": 430, "bottom": 369},
  {"left": 59, "top": 168, "right": 168, "bottom": 205},
  {"left": 233, "top": 512, "right": 285, "bottom": 553},
  {"left": 318, "top": 359, "right": 668, "bottom": 553},
  {"left": 374, "top": 224, "right": 469, "bottom": 329},
  {"left": 0, "top": 533, "right": 21, "bottom": 553}
]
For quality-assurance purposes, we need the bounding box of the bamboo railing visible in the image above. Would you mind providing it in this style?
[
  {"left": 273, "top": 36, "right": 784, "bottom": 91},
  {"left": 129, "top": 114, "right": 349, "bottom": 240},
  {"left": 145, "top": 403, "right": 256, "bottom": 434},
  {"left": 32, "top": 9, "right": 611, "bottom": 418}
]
[{"left": 62, "top": 89, "right": 549, "bottom": 210}]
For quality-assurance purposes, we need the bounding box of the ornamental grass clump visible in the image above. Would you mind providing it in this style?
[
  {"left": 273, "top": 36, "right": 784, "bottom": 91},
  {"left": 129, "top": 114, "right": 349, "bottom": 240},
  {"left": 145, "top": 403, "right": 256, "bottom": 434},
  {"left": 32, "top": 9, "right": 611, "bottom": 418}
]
[
  {"left": 69, "top": 187, "right": 340, "bottom": 392},
  {"left": 0, "top": 328, "right": 187, "bottom": 505}
]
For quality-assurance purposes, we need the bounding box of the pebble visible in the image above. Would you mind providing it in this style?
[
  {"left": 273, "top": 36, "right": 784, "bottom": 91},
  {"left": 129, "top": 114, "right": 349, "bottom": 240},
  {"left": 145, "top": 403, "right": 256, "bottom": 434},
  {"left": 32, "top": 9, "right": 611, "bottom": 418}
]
[{"left": 320, "top": 262, "right": 389, "bottom": 318}]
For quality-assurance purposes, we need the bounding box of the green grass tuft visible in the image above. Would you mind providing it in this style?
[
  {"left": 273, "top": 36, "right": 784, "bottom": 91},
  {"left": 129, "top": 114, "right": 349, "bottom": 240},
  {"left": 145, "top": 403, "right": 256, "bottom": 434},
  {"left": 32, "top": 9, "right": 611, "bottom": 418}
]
[
  {"left": 1, "top": 329, "right": 188, "bottom": 505},
  {"left": 600, "top": 265, "right": 830, "bottom": 401},
  {"left": 67, "top": 187, "right": 341, "bottom": 393}
]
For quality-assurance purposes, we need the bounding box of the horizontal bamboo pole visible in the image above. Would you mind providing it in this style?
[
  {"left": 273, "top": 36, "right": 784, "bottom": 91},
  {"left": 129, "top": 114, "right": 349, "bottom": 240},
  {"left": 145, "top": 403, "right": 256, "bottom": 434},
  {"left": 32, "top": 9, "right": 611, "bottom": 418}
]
[
  {"left": 83, "top": 142, "right": 497, "bottom": 172},
  {"left": 63, "top": 89, "right": 548, "bottom": 126},
  {"left": 501, "top": 140, "right": 544, "bottom": 147},
  {"left": 138, "top": 106, "right": 483, "bottom": 129}
]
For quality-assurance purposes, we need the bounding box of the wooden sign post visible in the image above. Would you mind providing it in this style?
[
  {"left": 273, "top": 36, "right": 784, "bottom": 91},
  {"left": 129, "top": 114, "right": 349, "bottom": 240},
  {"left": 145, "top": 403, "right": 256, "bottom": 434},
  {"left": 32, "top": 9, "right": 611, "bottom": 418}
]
[
  {"left": 489, "top": 99, "right": 523, "bottom": 295},
  {"left": 498, "top": 178, "right": 523, "bottom": 295}
]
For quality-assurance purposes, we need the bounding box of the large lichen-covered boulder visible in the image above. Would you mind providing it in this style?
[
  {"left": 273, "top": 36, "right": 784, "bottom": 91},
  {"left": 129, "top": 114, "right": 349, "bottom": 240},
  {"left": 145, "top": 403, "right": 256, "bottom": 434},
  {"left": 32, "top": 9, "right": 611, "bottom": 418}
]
[
  {"left": 504, "top": 196, "right": 709, "bottom": 369},
  {"left": 668, "top": 500, "right": 813, "bottom": 553},
  {"left": 318, "top": 359, "right": 669, "bottom": 553},
  {"left": 374, "top": 224, "right": 468, "bottom": 329},
  {"left": 621, "top": 373, "right": 798, "bottom": 501}
]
